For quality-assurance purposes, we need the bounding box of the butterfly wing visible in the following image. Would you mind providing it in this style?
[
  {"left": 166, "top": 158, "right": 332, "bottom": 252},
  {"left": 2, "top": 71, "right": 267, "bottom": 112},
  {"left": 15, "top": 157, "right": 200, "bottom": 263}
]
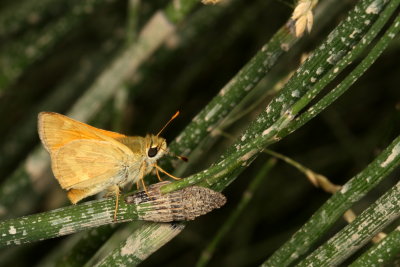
[
  {"left": 38, "top": 112, "right": 128, "bottom": 153},
  {"left": 52, "top": 139, "right": 142, "bottom": 199},
  {"left": 38, "top": 112, "right": 144, "bottom": 203}
]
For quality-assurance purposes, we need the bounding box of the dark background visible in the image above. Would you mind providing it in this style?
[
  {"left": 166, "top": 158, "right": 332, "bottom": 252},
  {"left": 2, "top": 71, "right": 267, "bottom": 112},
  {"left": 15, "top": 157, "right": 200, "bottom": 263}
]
[{"left": 0, "top": 0, "right": 399, "bottom": 266}]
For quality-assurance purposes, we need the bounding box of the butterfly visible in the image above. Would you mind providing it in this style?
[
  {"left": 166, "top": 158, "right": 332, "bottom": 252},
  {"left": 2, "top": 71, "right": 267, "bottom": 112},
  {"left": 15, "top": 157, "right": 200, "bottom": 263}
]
[{"left": 38, "top": 111, "right": 182, "bottom": 221}]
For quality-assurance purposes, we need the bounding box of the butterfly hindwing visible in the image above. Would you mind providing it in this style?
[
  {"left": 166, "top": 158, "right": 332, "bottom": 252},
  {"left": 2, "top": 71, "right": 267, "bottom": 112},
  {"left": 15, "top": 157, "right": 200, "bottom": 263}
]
[{"left": 51, "top": 139, "right": 141, "bottom": 191}]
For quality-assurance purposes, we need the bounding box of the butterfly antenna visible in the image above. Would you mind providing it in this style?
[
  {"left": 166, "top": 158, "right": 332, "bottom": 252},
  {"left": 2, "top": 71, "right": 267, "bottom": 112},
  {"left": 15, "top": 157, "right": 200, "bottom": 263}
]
[
  {"left": 173, "top": 154, "right": 188, "bottom": 162},
  {"left": 159, "top": 146, "right": 188, "bottom": 162},
  {"left": 156, "top": 111, "right": 180, "bottom": 137}
]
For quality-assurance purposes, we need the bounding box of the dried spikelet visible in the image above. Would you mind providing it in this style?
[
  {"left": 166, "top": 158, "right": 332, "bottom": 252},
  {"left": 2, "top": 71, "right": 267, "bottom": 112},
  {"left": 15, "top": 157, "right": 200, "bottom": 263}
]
[
  {"left": 125, "top": 181, "right": 227, "bottom": 222},
  {"left": 201, "top": 0, "right": 221, "bottom": 5},
  {"left": 289, "top": 0, "right": 317, "bottom": 37}
]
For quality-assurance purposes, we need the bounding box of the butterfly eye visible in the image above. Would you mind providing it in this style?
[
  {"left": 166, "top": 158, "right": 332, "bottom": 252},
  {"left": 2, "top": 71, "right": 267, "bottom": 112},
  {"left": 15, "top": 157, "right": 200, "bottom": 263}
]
[{"left": 148, "top": 147, "right": 158, "bottom": 158}]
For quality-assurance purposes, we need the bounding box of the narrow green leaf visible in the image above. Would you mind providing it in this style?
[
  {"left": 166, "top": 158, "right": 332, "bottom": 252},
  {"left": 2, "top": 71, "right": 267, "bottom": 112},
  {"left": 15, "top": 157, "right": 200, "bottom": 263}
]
[
  {"left": 349, "top": 226, "right": 400, "bottom": 267},
  {"left": 297, "top": 181, "right": 400, "bottom": 266}
]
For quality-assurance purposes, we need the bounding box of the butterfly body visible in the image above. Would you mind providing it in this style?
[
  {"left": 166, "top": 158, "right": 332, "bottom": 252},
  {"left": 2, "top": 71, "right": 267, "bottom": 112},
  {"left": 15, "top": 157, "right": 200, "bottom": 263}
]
[{"left": 38, "top": 112, "right": 167, "bottom": 205}]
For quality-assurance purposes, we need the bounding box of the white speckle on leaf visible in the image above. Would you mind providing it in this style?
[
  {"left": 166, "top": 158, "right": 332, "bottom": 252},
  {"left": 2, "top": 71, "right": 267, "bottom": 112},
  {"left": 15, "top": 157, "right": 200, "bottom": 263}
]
[
  {"left": 349, "top": 29, "right": 360, "bottom": 39},
  {"left": 340, "top": 183, "right": 350, "bottom": 194},
  {"left": 89, "top": 211, "right": 112, "bottom": 223},
  {"left": 310, "top": 77, "right": 316, "bottom": 83},
  {"left": 281, "top": 42, "right": 290, "bottom": 51},
  {"left": 58, "top": 225, "right": 74, "bottom": 236},
  {"left": 320, "top": 210, "right": 327, "bottom": 223},
  {"left": 351, "top": 233, "right": 360, "bottom": 240},
  {"left": 290, "top": 252, "right": 299, "bottom": 260},
  {"left": 86, "top": 208, "right": 95, "bottom": 214},
  {"left": 327, "top": 54, "right": 336, "bottom": 64},
  {"left": 240, "top": 149, "right": 258, "bottom": 162},
  {"left": 9, "top": 226, "right": 16, "bottom": 235},
  {"left": 316, "top": 67, "right": 324, "bottom": 75},
  {"left": 219, "top": 87, "right": 227, "bottom": 96},
  {"left": 381, "top": 143, "right": 400, "bottom": 167},
  {"left": 262, "top": 127, "right": 273, "bottom": 136},
  {"left": 51, "top": 216, "right": 72, "bottom": 226},
  {"left": 128, "top": 223, "right": 183, "bottom": 259},
  {"left": 205, "top": 104, "right": 221, "bottom": 121},
  {"left": 214, "top": 167, "right": 231, "bottom": 180},
  {"left": 261, "top": 44, "right": 268, "bottom": 52},
  {"left": 291, "top": 90, "right": 300, "bottom": 98},
  {"left": 326, "top": 30, "right": 338, "bottom": 43},
  {"left": 121, "top": 235, "right": 141, "bottom": 256},
  {"left": 366, "top": 2, "right": 381, "bottom": 14},
  {"left": 244, "top": 84, "right": 253, "bottom": 91}
]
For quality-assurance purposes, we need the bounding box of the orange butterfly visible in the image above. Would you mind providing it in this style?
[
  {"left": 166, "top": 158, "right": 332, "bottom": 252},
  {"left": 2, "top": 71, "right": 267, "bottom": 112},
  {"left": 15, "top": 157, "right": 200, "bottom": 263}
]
[{"left": 38, "top": 112, "right": 181, "bottom": 221}]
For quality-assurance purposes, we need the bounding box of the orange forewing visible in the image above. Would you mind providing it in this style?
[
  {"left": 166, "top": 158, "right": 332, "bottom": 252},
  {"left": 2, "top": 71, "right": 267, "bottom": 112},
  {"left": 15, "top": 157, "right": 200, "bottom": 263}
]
[{"left": 38, "top": 112, "right": 126, "bottom": 153}]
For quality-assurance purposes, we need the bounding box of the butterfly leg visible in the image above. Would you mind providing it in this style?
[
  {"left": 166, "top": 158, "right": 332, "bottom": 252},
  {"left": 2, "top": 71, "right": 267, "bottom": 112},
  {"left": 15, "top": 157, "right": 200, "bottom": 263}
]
[
  {"left": 134, "top": 162, "right": 150, "bottom": 196},
  {"left": 155, "top": 167, "right": 163, "bottom": 182},
  {"left": 106, "top": 185, "right": 120, "bottom": 222},
  {"left": 140, "top": 176, "right": 149, "bottom": 196},
  {"left": 136, "top": 181, "right": 140, "bottom": 191},
  {"left": 153, "top": 164, "right": 181, "bottom": 180}
]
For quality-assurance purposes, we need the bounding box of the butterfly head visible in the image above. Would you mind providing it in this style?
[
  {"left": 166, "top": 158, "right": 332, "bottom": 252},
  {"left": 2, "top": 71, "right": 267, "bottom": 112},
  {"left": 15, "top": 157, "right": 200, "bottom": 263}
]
[{"left": 145, "top": 134, "right": 167, "bottom": 162}]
